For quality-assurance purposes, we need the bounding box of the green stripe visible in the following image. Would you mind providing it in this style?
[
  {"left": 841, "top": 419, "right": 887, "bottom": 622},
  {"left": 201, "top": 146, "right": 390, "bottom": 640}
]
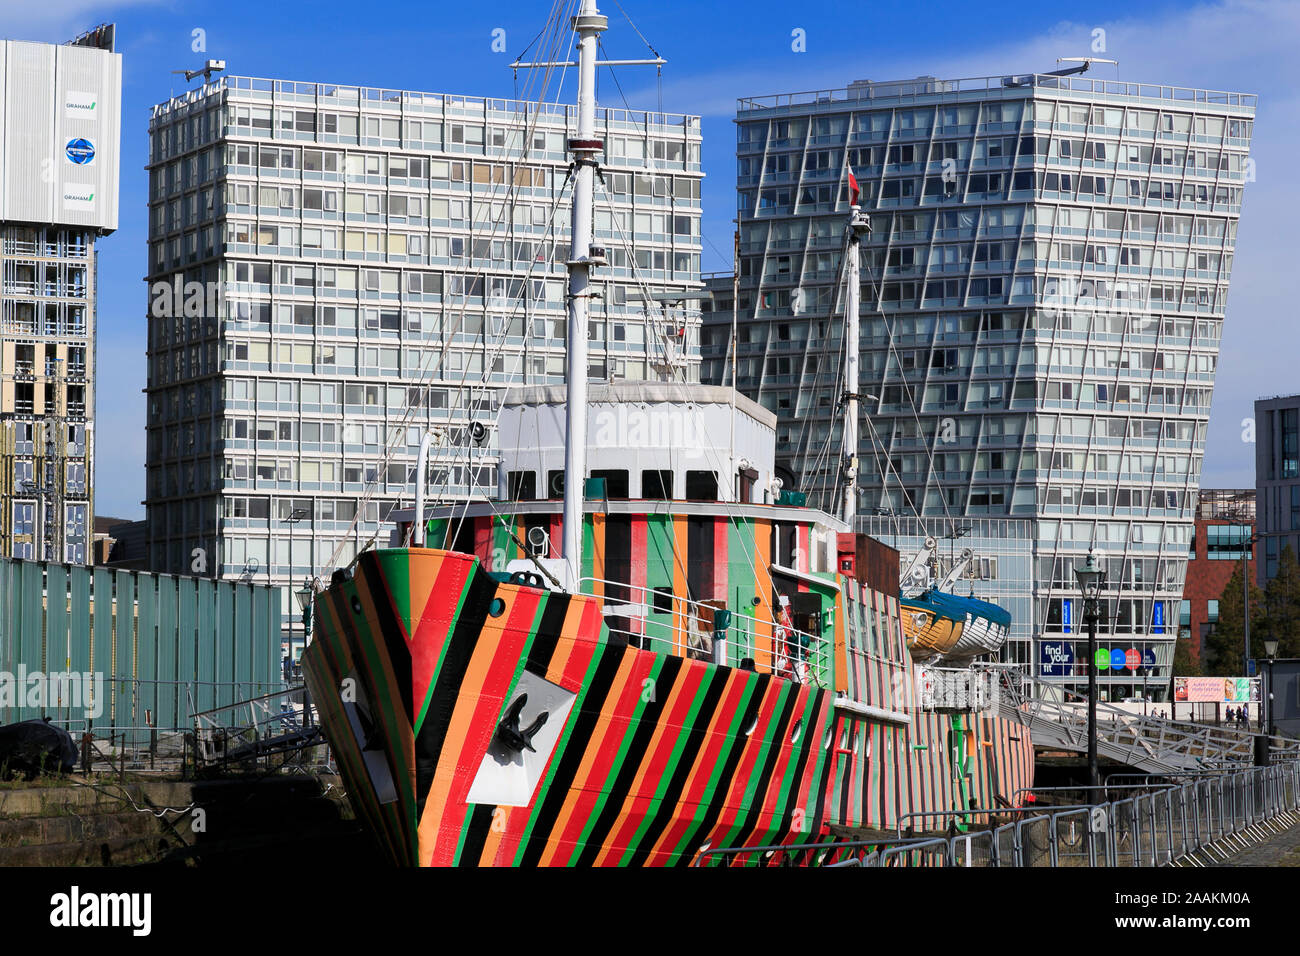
[
  {"left": 567, "top": 652, "right": 671, "bottom": 863},
  {"left": 451, "top": 591, "right": 552, "bottom": 864},
  {"left": 510, "top": 625, "right": 612, "bottom": 865},
  {"left": 615, "top": 667, "right": 716, "bottom": 864}
]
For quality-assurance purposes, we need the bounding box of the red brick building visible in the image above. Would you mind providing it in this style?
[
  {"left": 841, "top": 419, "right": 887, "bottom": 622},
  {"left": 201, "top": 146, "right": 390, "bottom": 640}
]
[{"left": 1183, "top": 489, "right": 1256, "bottom": 669}]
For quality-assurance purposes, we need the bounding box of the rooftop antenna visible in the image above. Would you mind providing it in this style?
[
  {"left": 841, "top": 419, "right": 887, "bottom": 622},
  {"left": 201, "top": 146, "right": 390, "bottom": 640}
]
[
  {"left": 1056, "top": 56, "right": 1119, "bottom": 79},
  {"left": 172, "top": 59, "right": 226, "bottom": 84}
]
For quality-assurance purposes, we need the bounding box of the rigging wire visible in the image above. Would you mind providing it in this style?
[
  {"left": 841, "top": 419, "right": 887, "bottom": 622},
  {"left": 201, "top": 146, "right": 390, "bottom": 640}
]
[{"left": 321, "top": 0, "right": 576, "bottom": 572}]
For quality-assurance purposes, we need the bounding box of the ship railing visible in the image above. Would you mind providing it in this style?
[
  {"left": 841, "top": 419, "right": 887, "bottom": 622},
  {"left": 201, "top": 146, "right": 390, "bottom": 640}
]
[
  {"left": 696, "top": 762, "right": 1300, "bottom": 867},
  {"left": 578, "top": 576, "right": 832, "bottom": 687}
]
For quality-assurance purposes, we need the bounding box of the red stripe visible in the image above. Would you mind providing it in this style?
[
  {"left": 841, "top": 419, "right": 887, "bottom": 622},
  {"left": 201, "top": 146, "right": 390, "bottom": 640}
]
[
  {"left": 644, "top": 668, "right": 750, "bottom": 864},
  {"left": 429, "top": 588, "right": 539, "bottom": 864},
  {"left": 547, "top": 649, "right": 659, "bottom": 864},
  {"left": 712, "top": 517, "right": 728, "bottom": 601},
  {"left": 410, "top": 556, "right": 474, "bottom": 722},
  {"left": 601, "top": 658, "right": 710, "bottom": 860}
]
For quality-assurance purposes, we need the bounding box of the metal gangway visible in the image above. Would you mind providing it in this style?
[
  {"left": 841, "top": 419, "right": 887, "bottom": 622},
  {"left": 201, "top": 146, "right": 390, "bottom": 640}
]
[
  {"left": 997, "top": 671, "right": 1300, "bottom": 773},
  {"left": 191, "top": 685, "right": 328, "bottom": 773}
]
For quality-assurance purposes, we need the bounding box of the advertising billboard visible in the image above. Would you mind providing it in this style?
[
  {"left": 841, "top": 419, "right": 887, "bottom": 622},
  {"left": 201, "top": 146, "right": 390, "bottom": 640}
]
[
  {"left": 0, "top": 38, "right": 121, "bottom": 232},
  {"left": 1173, "top": 676, "right": 1260, "bottom": 704}
]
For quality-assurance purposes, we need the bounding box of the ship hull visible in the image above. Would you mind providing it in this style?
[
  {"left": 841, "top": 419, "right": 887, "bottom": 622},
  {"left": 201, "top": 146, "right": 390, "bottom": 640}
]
[{"left": 304, "top": 548, "right": 1033, "bottom": 866}]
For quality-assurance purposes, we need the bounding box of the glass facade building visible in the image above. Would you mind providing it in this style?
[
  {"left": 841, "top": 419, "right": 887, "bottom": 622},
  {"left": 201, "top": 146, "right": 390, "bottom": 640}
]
[
  {"left": 701, "top": 72, "right": 1255, "bottom": 698},
  {"left": 1255, "top": 394, "right": 1300, "bottom": 585},
  {"left": 144, "top": 75, "right": 703, "bottom": 633}
]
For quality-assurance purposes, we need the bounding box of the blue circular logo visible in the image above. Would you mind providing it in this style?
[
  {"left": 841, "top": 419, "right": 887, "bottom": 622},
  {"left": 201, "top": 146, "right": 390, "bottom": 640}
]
[
  {"left": 65, "top": 138, "right": 95, "bottom": 165},
  {"left": 1110, "top": 648, "right": 1127, "bottom": 670}
]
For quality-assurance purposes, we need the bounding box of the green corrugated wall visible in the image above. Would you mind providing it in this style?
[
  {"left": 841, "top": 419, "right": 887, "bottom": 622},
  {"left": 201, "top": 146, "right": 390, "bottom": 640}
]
[{"left": 0, "top": 557, "right": 282, "bottom": 737}]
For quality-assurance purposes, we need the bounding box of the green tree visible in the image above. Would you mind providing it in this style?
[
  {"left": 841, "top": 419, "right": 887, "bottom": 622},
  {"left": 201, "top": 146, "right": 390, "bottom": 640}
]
[
  {"left": 1204, "top": 562, "right": 1265, "bottom": 675},
  {"left": 1172, "top": 633, "right": 1202, "bottom": 677},
  {"left": 1261, "top": 544, "right": 1300, "bottom": 657}
]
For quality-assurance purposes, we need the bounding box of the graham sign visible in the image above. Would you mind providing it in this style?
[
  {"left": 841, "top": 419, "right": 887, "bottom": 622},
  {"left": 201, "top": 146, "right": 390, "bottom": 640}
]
[{"left": 1173, "top": 676, "right": 1260, "bottom": 704}]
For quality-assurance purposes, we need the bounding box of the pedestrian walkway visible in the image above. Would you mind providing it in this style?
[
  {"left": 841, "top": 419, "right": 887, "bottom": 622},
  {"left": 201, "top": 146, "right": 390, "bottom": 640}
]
[
  {"left": 1218, "top": 817, "right": 1300, "bottom": 866},
  {"left": 998, "top": 671, "right": 1300, "bottom": 773}
]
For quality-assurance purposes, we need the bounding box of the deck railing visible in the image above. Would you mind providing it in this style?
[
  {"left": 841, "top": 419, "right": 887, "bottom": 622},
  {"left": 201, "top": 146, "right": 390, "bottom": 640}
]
[{"left": 577, "top": 576, "right": 831, "bottom": 686}]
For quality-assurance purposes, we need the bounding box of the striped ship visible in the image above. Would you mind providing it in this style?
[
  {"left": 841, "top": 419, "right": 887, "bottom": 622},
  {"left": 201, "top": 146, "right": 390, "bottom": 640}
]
[
  {"left": 301, "top": 0, "right": 1032, "bottom": 866},
  {"left": 301, "top": 386, "right": 1035, "bottom": 866}
]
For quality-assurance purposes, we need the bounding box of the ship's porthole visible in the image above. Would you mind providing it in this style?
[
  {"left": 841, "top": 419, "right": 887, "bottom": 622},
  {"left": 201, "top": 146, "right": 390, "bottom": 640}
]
[
  {"left": 852, "top": 730, "right": 861, "bottom": 751},
  {"left": 823, "top": 726, "right": 834, "bottom": 750},
  {"left": 789, "top": 718, "right": 803, "bottom": 745},
  {"left": 839, "top": 728, "right": 850, "bottom": 750},
  {"left": 488, "top": 597, "right": 506, "bottom": 617},
  {"left": 743, "top": 714, "right": 760, "bottom": 736},
  {"left": 350, "top": 595, "right": 363, "bottom": 615}
]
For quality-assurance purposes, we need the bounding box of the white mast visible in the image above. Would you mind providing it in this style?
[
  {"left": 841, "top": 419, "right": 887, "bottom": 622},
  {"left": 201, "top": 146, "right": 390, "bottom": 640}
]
[
  {"left": 840, "top": 203, "right": 869, "bottom": 525},
  {"left": 560, "top": 0, "right": 607, "bottom": 586}
]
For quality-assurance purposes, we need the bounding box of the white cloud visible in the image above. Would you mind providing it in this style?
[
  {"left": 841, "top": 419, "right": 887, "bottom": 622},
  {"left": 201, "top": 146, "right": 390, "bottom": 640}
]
[{"left": 0, "top": 0, "right": 164, "bottom": 44}]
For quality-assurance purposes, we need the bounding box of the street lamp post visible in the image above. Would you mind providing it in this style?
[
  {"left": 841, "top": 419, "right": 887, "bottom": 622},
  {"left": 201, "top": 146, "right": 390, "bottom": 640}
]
[
  {"left": 1262, "top": 637, "right": 1278, "bottom": 766},
  {"left": 293, "top": 579, "right": 316, "bottom": 729},
  {"left": 1075, "top": 549, "right": 1106, "bottom": 790}
]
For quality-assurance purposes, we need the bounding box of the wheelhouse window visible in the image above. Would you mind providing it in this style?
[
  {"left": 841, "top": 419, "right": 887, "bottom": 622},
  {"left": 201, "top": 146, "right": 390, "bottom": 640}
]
[
  {"left": 507, "top": 470, "right": 536, "bottom": 501},
  {"left": 642, "top": 470, "right": 672, "bottom": 499},
  {"left": 685, "top": 470, "right": 718, "bottom": 501}
]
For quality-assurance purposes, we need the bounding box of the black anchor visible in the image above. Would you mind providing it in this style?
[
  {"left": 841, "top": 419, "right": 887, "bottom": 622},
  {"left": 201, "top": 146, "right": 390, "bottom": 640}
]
[{"left": 496, "top": 693, "right": 549, "bottom": 753}]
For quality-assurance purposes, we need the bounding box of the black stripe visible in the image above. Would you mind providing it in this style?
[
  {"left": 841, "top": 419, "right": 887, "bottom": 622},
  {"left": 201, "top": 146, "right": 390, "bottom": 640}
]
[
  {"left": 775, "top": 690, "right": 825, "bottom": 843},
  {"left": 525, "top": 591, "right": 570, "bottom": 676},
  {"left": 833, "top": 717, "right": 850, "bottom": 824},
  {"left": 516, "top": 643, "right": 627, "bottom": 867},
  {"left": 671, "top": 672, "right": 771, "bottom": 865},
  {"left": 722, "top": 682, "right": 802, "bottom": 851},
  {"left": 572, "top": 653, "right": 684, "bottom": 866},
  {"left": 623, "top": 664, "right": 730, "bottom": 867},
  {"left": 458, "top": 803, "right": 497, "bottom": 866},
  {"left": 414, "top": 566, "right": 497, "bottom": 818},
  {"left": 359, "top": 553, "right": 414, "bottom": 720},
  {"left": 801, "top": 694, "right": 836, "bottom": 853}
]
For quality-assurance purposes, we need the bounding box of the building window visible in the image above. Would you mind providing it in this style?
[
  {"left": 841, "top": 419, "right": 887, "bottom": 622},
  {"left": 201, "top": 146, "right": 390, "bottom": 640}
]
[
  {"left": 1206, "top": 524, "right": 1251, "bottom": 560},
  {"left": 1283, "top": 408, "right": 1299, "bottom": 479},
  {"left": 1207, "top": 600, "right": 1219, "bottom": 625}
]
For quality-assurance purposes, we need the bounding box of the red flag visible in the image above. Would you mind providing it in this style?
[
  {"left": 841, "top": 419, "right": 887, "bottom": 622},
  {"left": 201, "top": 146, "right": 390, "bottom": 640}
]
[{"left": 848, "top": 170, "right": 860, "bottom": 206}]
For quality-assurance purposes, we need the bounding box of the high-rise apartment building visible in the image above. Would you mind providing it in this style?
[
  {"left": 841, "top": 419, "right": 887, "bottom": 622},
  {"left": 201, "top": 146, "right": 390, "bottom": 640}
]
[
  {"left": 702, "top": 71, "right": 1255, "bottom": 698},
  {"left": 1255, "top": 393, "right": 1300, "bottom": 586},
  {"left": 145, "top": 74, "right": 703, "bottom": 636},
  {"left": 0, "top": 26, "right": 120, "bottom": 563}
]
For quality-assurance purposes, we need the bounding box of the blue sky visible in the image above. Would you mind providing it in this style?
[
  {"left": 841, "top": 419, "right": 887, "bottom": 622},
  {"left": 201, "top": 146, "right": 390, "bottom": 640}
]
[{"left": 5, "top": 0, "right": 1298, "bottom": 517}]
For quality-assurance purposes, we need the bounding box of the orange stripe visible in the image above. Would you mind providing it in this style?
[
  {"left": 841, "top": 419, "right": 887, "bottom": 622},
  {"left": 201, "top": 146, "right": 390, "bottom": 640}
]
[
  {"left": 417, "top": 585, "right": 534, "bottom": 863},
  {"left": 544, "top": 598, "right": 599, "bottom": 690},
  {"left": 754, "top": 519, "right": 774, "bottom": 671},
  {"left": 592, "top": 661, "right": 702, "bottom": 865},
  {"left": 672, "top": 514, "right": 688, "bottom": 647},
  {"left": 644, "top": 669, "right": 748, "bottom": 862},
  {"left": 536, "top": 650, "right": 646, "bottom": 866}
]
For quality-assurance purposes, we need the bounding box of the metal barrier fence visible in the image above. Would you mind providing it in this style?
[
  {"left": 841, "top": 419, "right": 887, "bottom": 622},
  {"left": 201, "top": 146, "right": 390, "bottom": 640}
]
[
  {"left": 38, "top": 678, "right": 290, "bottom": 745},
  {"left": 695, "top": 762, "right": 1300, "bottom": 867}
]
